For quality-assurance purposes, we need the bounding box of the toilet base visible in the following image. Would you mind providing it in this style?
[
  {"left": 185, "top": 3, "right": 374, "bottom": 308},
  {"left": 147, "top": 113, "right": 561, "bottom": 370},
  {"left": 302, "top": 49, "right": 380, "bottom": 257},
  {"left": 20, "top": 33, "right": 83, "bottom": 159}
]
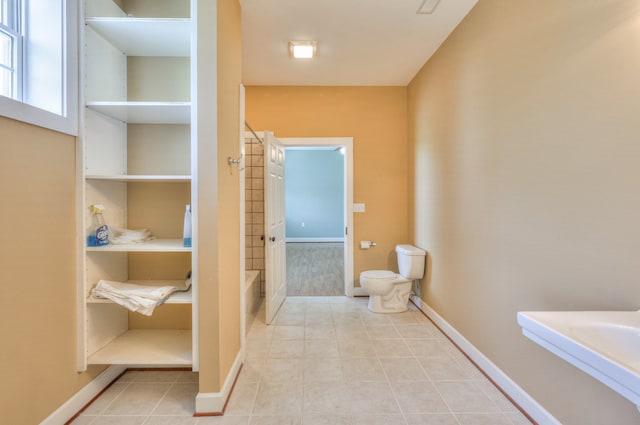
[{"left": 366, "top": 281, "right": 412, "bottom": 313}]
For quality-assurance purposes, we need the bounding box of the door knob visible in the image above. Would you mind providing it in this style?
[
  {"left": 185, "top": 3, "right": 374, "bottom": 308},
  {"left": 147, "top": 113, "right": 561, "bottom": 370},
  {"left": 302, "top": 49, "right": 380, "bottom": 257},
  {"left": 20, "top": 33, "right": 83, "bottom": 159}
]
[{"left": 270, "top": 236, "right": 276, "bottom": 242}]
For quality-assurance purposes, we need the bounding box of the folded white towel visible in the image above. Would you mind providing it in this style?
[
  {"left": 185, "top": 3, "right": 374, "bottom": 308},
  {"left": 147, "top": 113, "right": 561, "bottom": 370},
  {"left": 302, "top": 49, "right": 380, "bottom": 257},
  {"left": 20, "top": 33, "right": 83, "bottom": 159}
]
[
  {"left": 110, "top": 227, "right": 155, "bottom": 244},
  {"left": 91, "top": 280, "right": 179, "bottom": 316}
]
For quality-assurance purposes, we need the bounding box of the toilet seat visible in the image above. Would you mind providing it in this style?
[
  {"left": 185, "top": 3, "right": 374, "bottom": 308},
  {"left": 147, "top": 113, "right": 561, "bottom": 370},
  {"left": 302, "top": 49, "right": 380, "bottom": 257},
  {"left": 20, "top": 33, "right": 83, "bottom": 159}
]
[
  {"left": 361, "top": 270, "right": 410, "bottom": 284},
  {"left": 361, "top": 270, "right": 397, "bottom": 280}
]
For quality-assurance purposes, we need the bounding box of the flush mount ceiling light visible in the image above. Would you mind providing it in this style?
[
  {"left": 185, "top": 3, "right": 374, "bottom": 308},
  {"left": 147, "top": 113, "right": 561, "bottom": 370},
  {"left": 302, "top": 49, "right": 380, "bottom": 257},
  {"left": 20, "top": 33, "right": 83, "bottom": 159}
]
[
  {"left": 289, "top": 41, "right": 317, "bottom": 59},
  {"left": 417, "top": 0, "right": 441, "bottom": 14}
]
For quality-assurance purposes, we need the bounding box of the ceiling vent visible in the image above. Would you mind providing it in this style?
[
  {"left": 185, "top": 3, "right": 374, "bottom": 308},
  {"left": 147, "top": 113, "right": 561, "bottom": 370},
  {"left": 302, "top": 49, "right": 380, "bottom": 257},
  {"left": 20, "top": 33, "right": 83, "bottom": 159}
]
[{"left": 417, "top": 0, "right": 441, "bottom": 14}]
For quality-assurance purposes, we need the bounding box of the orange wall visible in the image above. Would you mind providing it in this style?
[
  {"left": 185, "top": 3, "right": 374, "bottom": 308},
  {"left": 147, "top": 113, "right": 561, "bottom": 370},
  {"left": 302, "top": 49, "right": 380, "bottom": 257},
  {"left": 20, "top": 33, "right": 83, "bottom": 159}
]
[
  {"left": 0, "top": 116, "right": 105, "bottom": 423},
  {"left": 408, "top": 1, "right": 640, "bottom": 423},
  {"left": 245, "top": 86, "right": 408, "bottom": 281}
]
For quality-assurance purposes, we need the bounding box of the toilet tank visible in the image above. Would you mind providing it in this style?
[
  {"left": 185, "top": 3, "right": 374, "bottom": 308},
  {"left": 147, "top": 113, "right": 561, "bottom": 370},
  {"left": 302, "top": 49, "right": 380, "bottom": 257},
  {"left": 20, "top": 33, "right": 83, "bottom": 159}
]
[{"left": 396, "top": 245, "right": 426, "bottom": 279}]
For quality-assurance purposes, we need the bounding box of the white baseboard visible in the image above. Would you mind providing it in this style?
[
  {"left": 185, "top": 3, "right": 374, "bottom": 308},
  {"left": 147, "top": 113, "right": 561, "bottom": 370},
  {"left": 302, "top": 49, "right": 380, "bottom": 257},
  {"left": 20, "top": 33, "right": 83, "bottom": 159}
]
[
  {"left": 410, "top": 295, "right": 561, "bottom": 425},
  {"left": 352, "top": 287, "right": 367, "bottom": 296},
  {"left": 41, "top": 365, "right": 126, "bottom": 425},
  {"left": 285, "top": 238, "right": 345, "bottom": 243},
  {"left": 195, "top": 348, "right": 244, "bottom": 414}
]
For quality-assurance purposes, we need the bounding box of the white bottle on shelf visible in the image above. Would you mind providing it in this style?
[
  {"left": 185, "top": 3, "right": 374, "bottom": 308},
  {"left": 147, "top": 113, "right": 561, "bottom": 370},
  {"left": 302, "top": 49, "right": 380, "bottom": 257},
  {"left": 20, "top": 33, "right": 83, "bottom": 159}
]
[{"left": 183, "top": 204, "right": 192, "bottom": 248}]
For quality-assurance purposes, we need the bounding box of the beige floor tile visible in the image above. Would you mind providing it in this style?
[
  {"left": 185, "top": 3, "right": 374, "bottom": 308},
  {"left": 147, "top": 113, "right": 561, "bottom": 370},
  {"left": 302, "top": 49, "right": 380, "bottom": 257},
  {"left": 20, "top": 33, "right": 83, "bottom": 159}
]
[
  {"left": 352, "top": 414, "right": 406, "bottom": 425},
  {"left": 418, "top": 356, "right": 475, "bottom": 381},
  {"left": 347, "top": 381, "right": 401, "bottom": 414},
  {"left": 341, "top": 357, "right": 386, "bottom": 381},
  {"left": 251, "top": 380, "right": 303, "bottom": 416},
  {"left": 91, "top": 417, "right": 147, "bottom": 425},
  {"left": 395, "top": 324, "right": 440, "bottom": 339},
  {"left": 151, "top": 383, "right": 198, "bottom": 415},
  {"left": 390, "top": 381, "right": 450, "bottom": 414},
  {"left": 434, "top": 381, "right": 501, "bottom": 413},
  {"left": 379, "top": 357, "right": 429, "bottom": 381},
  {"left": 273, "top": 325, "right": 305, "bottom": 340},
  {"left": 224, "top": 382, "right": 259, "bottom": 416},
  {"left": 302, "top": 414, "right": 352, "bottom": 425},
  {"left": 407, "top": 339, "right": 456, "bottom": 359},
  {"left": 145, "top": 417, "right": 198, "bottom": 425},
  {"left": 305, "top": 324, "right": 336, "bottom": 339},
  {"left": 249, "top": 416, "right": 302, "bottom": 425},
  {"left": 81, "top": 383, "right": 128, "bottom": 415},
  {"left": 455, "top": 413, "right": 513, "bottom": 425},
  {"left": 304, "top": 339, "right": 340, "bottom": 357},
  {"left": 267, "top": 339, "right": 304, "bottom": 358},
  {"left": 196, "top": 416, "right": 249, "bottom": 425},
  {"left": 337, "top": 337, "right": 376, "bottom": 357},
  {"left": 404, "top": 413, "right": 459, "bottom": 425},
  {"left": 366, "top": 324, "right": 402, "bottom": 339},
  {"left": 102, "top": 383, "right": 170, "bottom": 415},
  {"left": 304, "top": 358, "right": 344, "bottom": 382},
  {"left": 69, "top": 416, "right": 97, "bottom": 425},
  {"left": 303, "top": 380, "right": 351, "bottom": 415},
  {"left": 261, "top": 358, "right": 304, "bottom": 383},
  {"left": 372, "top": 339, "right": 413, "bottom": 357}
]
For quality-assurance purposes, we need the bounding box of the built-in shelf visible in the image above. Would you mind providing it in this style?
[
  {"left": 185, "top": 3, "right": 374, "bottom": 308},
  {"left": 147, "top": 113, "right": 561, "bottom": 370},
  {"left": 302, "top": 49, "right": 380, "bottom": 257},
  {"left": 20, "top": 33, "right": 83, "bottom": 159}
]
[
  {"left": 88, "top": 329, "right": 192, "bottom": 365},
  {"left": 85, "top": 18, "right": 190, "bottom": 57},
  {"left": 87, "top": 280, "right": 192, "bottom": 304},
  {"left": 86, "top": 101, "right": 191, "bottom": 124},
  {"left": 86, "top": 175, "right": 191, "bottom": 182},
  {"left": 86, "top": 239, "right": 191, "bottom": 252}
]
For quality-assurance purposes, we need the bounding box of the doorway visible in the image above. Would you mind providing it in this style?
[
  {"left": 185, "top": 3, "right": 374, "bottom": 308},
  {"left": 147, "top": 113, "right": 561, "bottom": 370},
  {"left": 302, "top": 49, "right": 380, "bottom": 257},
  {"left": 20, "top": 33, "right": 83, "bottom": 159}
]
[{"left": 281, "top": 137, "right": 354, "bottom": 297}]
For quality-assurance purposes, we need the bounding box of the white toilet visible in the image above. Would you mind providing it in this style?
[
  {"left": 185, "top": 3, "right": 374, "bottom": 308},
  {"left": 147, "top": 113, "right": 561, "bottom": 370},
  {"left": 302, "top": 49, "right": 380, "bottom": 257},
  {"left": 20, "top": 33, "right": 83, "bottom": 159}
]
[{"left": 360, "top": 244, "right": 426, "bottom": 313}]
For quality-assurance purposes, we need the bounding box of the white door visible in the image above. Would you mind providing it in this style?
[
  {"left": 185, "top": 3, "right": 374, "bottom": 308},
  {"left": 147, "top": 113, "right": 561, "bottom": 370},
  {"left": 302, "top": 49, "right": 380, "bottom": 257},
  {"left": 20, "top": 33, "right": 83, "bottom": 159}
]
[{"left": 264, "top": 131, "right": 286, "bottom": 324}]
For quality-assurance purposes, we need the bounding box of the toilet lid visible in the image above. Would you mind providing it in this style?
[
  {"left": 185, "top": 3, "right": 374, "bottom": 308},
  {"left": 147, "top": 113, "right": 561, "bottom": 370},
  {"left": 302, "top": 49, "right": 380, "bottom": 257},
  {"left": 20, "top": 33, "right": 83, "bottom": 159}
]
[{"left": 361, "top": 270, "right": 396, "bottom": 279}]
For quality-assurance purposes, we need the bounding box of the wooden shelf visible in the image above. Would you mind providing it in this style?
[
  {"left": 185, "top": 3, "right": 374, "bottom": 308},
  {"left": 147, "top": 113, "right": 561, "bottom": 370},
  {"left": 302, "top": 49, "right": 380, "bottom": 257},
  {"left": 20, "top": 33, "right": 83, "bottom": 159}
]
[
  {"left": 86, "top": 239, "right": 191, "bottom": 252},
  {"left": 87, "top": 280, "right": 192, "bottom": 304},
  {"left": 88, "top": 329, "right": 192, "bottom": 366},
  {"left": 86, "top": 101, "right": 191, "bottom": 124},
  {"left": 85, "top": 18, "right": 190, "bottom": 57},
  {"left": 86, "top": 174, "right": 191, "bottom": 182}
]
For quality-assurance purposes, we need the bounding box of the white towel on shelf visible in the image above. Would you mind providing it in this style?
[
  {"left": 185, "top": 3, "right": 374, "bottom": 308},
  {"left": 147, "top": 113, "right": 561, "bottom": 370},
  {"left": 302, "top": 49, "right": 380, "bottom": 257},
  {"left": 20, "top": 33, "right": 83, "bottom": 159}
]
[
  {"left": 109, "top": 227, "right": 155, "bottom": 244},
  {"left": 91, "top": 280, "right": 179, "bottom": 316}
]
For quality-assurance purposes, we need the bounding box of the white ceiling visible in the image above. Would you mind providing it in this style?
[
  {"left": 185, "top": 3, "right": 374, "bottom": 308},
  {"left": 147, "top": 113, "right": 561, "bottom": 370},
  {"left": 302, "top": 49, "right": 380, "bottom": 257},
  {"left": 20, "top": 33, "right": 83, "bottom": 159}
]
[{"left": 241, "top": 0, "right": 479, "bottom": 86}]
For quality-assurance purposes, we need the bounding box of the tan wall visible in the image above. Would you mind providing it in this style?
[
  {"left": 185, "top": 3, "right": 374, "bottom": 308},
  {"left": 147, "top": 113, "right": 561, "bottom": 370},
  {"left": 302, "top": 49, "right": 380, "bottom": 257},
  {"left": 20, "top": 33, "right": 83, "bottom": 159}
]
[
  {"left": 198, "top": 0, "right": 243, "bottom": 394},
  {"left": 216, "top": 0, "right": 242, "bottom": 389},
  {"left": 0, "top": 117, "right": 105, "bottom": 424},
  {"left": 245, "top": 86, "right": 409, "bottom": 281},
  {"left": 408, "top": 1, "right": 640, "bottom": 424}
]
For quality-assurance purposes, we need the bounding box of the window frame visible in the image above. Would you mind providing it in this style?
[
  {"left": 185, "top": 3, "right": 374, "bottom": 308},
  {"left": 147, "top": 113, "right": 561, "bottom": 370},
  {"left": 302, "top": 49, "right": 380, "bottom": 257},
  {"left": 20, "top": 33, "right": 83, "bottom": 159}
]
[{"left": 0, "top": 0, "right": 78, "bottom": 136}]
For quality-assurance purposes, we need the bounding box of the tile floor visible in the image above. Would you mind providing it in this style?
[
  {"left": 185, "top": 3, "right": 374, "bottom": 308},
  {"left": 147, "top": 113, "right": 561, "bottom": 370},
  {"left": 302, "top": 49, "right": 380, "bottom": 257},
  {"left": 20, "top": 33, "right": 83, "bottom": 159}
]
[{"left": 71, "top": 296, "right": 533, "bottom": 425}]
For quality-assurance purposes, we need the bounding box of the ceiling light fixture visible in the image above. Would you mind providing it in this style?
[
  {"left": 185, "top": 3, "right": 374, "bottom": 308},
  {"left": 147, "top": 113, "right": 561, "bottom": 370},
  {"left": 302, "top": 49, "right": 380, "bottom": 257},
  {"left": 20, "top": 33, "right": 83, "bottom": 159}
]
[
  {"left": 289, "top": 41, "right": 317, "bottom": 59},
  {"left": 416, "top": 0, "right": 441, "bottom": 14}
]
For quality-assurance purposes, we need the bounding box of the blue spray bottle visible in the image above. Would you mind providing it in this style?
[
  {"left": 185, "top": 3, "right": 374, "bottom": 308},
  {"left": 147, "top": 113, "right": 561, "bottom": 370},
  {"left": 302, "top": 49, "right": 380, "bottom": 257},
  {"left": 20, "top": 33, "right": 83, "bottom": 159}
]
[{"left": 88, "top": 204, "right": 109, "bottom": 247}]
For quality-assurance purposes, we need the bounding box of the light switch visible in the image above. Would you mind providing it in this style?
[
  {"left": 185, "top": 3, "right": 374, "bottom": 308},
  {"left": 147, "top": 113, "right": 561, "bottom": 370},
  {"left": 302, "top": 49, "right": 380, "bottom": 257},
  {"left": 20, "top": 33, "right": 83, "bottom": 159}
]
[{"left": 353, "top": 203, "right": 365, "bottom": 213}]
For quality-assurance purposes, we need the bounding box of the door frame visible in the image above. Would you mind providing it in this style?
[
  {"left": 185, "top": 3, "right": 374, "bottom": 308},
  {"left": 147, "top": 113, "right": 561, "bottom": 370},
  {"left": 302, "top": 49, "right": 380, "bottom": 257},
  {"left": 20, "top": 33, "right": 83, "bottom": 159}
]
[{"left": 280, "top": 137, "right": 355, "bottom": 297}]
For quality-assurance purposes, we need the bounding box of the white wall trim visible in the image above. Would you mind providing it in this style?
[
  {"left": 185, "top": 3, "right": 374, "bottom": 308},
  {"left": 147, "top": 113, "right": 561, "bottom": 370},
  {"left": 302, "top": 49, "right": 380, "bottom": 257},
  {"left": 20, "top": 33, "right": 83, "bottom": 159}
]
[
  {"left": 40, "top": 365, "right": 126, "bottom": 425},
  {"left": 195, "top": 348, "right": 244, "bottom": 414},
  {"left": 410, "top": 295, "right": 561, "bottom": 425}
]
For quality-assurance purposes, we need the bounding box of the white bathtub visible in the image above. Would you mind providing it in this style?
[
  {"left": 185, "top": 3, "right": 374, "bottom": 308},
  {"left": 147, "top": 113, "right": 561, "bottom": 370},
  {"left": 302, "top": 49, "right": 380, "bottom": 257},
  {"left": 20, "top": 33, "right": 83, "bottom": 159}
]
[{"left": 245, "top": 270, "right": 262, "bottom": 333}]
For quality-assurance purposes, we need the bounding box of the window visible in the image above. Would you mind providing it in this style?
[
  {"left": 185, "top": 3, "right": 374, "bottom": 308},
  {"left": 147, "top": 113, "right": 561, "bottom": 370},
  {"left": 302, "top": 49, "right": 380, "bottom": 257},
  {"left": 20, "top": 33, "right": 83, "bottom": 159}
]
[
  {"left": 0, "top": 0, "right": 77, "bottom": 135},
  {"left": 0, "top": 0, "right": 21, "bottom": 99}
]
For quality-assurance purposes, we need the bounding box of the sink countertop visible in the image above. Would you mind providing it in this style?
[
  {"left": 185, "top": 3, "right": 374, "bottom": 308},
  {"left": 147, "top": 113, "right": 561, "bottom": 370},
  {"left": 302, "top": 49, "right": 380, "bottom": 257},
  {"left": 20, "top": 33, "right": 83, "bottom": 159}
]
[{"left": 517, "top": 309, "right": 640, "bottom": 410}]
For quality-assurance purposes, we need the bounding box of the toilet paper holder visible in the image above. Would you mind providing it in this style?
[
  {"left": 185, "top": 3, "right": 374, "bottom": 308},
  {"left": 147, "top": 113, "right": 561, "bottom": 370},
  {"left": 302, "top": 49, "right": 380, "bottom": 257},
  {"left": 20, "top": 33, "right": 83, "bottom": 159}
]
[{"left": 360, "top": 240, "right": 376, "bottom": 249}]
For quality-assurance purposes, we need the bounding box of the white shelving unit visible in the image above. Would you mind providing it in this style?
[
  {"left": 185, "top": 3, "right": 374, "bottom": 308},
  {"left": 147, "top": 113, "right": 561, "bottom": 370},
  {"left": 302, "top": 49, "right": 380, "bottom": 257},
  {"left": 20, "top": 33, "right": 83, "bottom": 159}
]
[
  {"left": 78, "top": 0, "right": 196, "bottom": 371},
  {"left": 86, "top": 101, "right": 191, "bottom": 124},
  {"left": 86, "top": 239, "right": 191, "bottom": 252}
]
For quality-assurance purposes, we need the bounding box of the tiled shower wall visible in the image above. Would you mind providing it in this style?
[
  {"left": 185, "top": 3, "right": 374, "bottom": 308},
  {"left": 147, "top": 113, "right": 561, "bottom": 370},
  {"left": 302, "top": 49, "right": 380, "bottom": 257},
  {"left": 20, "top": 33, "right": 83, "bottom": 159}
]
[{"left": 245, "top": 136, "right": 265, "bottom": 294}]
